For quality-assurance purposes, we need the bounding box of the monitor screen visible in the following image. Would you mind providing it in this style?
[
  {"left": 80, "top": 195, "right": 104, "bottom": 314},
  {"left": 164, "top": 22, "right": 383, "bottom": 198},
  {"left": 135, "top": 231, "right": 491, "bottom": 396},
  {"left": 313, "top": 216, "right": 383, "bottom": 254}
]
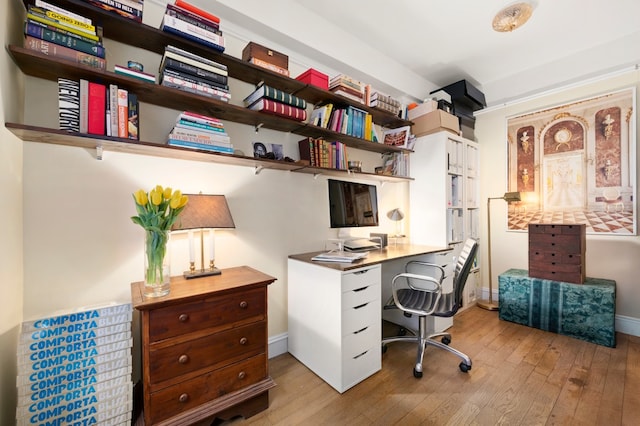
[{"left": 328, "top": 179, "right": 379, "bottom": 228}]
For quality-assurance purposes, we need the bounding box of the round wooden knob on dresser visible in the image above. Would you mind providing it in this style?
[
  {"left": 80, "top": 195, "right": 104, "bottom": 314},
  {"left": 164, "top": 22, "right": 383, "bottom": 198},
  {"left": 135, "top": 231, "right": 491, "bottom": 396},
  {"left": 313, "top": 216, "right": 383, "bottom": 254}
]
[
  {"left": 239, "top": 301, "right": 248, "bottom": 309},
  {"left": 179, "top": 393, "right": 189, "bottom": 403},
  {"left": 237, "top": 371, "right": 246, "bottom": 380},
  {"left": 178, "top": 354, "right": 189, "bottom": 364},
  {"left": 178, "top": 314, "right": 189, "bottom": 322},
  {"left": 239, "top": 337, "right": 248, "bottom": 345}
]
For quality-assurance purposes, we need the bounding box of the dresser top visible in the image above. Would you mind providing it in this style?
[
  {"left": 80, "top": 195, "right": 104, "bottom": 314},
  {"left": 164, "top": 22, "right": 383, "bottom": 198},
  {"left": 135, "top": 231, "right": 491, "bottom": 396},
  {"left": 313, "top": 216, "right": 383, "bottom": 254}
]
[{"left": 131, "top": 265, "right": 276, "bottom": 309}]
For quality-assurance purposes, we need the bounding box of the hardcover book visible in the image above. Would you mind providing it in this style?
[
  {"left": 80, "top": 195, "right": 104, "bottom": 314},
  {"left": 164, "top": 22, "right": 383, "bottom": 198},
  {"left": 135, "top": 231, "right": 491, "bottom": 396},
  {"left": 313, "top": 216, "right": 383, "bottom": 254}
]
[
  {"left": 175, "top": 0, "right": 220, "bottom": 24},
  {"left": 161, "top": 14, "right": 225, "bottom": 52},
  {"left": 24, "top": 36, "right": 106, "bottom": 69},
  {"left": 117, "top": 88, "right": 128, "bottom": 138},
  {"left": 79, "top": 78, "right": 89, "bottom": 133},
  {"left": 27, "top": 6, "right": 98, "bottom": 40},
  {"left": 127, "top": 92, "right": 139, "bottom": 140},
  {"left": 168, "top": 139, "right": 234, "bottom": 153},
  {"left": 161, "top": 57, "right": 228, "bottom": 86},
  {"left": 114, "top": 64, "right": 156, "bottom": 83},
  {"left": 243, "top": 84, "right": 307, "bottom": 109},
  {"left": 85, "top": 0, "right": 143, "bottom": 22},
  {"left": 58, "top": 78, "right": 80, "bottom": 132},
  {"left": 160, "top": 50, "right": 228, "bottom": 77},
  {"left": 88, "top": 81, "right": 106, "bottom": 135},
  {"left": 166, "top": 3, "right": 221, "bottom": 34},
  {"left": 161, "top": 74, "right": 231, "bottom": 102},
  {"left": 247, "top": 98, "right": 307, "bottom": 121},
  {"left": 24, "top": 20, "right": 105, "bottom": 58},
  {"left": 165, "top": 45, "right": 227, "bottom": 71},
  {"left": 162, "top": 68, "right": 229, "bottom": 91},
  {"left": 178, "top": 110, "right": 224, "bottom": 127}
]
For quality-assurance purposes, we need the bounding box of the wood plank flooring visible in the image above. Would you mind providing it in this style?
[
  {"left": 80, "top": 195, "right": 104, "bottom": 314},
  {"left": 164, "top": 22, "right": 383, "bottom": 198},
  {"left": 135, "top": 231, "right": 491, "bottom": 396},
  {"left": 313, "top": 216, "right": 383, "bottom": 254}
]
[{"left": 227, "top": 306, "right": 640, "bottom": 425}]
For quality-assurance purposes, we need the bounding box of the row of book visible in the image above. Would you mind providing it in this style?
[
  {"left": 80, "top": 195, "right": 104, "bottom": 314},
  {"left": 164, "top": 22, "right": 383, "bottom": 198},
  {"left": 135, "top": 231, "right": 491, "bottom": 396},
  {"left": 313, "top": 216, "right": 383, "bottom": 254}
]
[
  {"left": 58, "top": 78, "right": 139, "bottom": 140},
  {"left": 159, "top": 45, "right": 231, "bottom": 102},
  {"left": 160, "top": 0, "right": 225, "bottom": 53},
  {"left": 86, "top": 0, "right": 144, "bottom": 23},
  {"left": 243, "top": 83, "right": 307, "bottom": 121},
  {"left": 167, "top": 111, "right": 233, "bottom": 154},
  {"left": 309, "top": 103, "right": 377, "bottom": 141},
  {"left": 24, "top": 0, "right": 105, "bottom": 70},
  {"left": 298, "top": 137, "right": 349, "bottom": 170},
  {"left": 330, "top": 74, "right": 403, "bottom": 117}
]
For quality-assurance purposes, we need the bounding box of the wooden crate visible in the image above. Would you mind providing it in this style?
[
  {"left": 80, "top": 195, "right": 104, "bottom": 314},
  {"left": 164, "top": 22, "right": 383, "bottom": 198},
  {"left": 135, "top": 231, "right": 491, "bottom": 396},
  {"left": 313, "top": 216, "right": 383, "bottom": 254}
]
[{"left": 528, "top": 223, "right": 586, "bottom": 284}]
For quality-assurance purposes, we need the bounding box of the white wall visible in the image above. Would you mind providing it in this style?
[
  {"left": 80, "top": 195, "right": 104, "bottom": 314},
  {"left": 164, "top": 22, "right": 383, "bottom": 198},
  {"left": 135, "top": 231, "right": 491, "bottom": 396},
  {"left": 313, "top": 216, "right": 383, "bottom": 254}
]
[{"left": 475, "top": 70, "right": 640, "bottom": 330}]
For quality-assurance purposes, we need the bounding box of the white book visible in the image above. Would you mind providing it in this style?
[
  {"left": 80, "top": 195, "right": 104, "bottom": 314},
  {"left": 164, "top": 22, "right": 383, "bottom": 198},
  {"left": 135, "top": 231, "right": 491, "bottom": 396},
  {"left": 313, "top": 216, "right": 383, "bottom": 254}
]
[
  {"left": 35, "top": 0, "right": 92, "bottom": 25},
  {"left": 161, "top": 14, "right": 225, "bottom": 47}
]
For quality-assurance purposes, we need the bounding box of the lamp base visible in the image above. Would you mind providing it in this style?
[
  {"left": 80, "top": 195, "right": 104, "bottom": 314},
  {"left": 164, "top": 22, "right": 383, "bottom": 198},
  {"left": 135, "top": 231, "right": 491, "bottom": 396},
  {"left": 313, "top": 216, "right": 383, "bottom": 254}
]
[
  {"left": 476, "top": 299, "right": 499, "bottom": 311},
  {"left": 184, "top": 268, "right": 222, "bottom": 279}
]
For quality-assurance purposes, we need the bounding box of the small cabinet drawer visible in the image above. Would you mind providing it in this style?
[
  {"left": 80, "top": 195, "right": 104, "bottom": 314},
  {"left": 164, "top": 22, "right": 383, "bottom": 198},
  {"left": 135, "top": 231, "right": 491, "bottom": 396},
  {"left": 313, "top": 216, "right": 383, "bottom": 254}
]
[
  {"left": 530, "top": 251, "right": 582, "bottom": 264},
  {"left": 149, "top": 321, "right": 266, "bottom": 384},
  {"left": 148, "top": 353, "right": 267, "bottom": 424},
  {"left": 342, "top": 282, "right": 380, "bottom": 309},
  {"left": 342, "top": 298, "right": 380, "bottom": 336},
  {"left": 343, "top": 323, "right": 379, "bottom": 358},
  {"left": 342, "top": 344, "right": 380, "bottom": 391},
  {"left": 148, "top": 288, "right": 266, "bottom": 341},
  {"left": 342, "top": 265, "right": 381, "bottom": 292}
]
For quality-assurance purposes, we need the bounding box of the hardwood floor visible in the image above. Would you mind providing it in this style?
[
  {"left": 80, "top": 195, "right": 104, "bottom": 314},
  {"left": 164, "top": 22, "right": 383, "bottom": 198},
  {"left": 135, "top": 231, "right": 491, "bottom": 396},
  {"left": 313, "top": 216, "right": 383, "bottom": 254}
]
[{"left": 230, "top": 306, "right": 640, "bottom": 425}]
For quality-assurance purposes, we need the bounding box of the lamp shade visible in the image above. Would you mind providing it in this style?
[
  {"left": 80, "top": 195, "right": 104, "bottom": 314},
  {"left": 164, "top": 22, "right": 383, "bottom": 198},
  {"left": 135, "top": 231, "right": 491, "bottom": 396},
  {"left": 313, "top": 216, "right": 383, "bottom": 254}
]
[
  {"left": 171, "top": 194, "right": 235, "bottom": 230},
  {"left": 386, "top": 208, "right": 405, "bottom": 221},
  {"left": 503, "top": 192, "right": 522, "bottom": 202}
]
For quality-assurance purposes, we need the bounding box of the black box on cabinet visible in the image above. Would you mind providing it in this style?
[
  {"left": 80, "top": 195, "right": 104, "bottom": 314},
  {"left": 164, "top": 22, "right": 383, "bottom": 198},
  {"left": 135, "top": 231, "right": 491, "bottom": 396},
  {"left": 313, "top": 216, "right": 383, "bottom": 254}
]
[{"left": 432, "top": 80, "right": 486, "bottom": 112}]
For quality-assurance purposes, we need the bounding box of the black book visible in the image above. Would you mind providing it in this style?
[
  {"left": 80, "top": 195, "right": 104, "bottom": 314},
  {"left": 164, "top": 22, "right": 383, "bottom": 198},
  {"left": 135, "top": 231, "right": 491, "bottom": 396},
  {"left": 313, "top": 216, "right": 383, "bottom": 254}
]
[
  {"left": 161, "top": 68, "right": 229, "bottom": 92},
  {"left": 161, "top": 57, "right": 228, "bottom": 86}
]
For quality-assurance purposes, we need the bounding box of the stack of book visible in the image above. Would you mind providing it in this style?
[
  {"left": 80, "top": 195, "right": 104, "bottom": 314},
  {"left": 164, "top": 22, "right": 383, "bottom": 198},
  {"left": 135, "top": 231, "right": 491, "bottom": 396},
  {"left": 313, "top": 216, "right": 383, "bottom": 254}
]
[
  {"left": 298, "top": 137, "right": 348, "bottom": 170},
  {"left": 369, "top": 90, "right": 401, "bottom": 116},
  {"left": 168, "top": 111, "right": 233, "bottom": 154},
  {"left": 160, "top": 0, "right": 225, "bottom": 53},
  {"left": 15, "top": 303, "right": 134, "bottom": 426},
  {"left": 58, "top": 78, "right": 139, "bottom": 140},
  {"left": 159, "top": 45, "right": 230, "bottom": 102},
  {"left": 85, "top": 0, "right": 143, "bottom": 22},
  {"left": 243, "top": 83, "right": 307, "bottom": 121},
  {"left": 24, "top": 0, "right": 105, "bottom": 70},
  {"left": 330, "top": 74, "right": 365, "bottom": 105}
]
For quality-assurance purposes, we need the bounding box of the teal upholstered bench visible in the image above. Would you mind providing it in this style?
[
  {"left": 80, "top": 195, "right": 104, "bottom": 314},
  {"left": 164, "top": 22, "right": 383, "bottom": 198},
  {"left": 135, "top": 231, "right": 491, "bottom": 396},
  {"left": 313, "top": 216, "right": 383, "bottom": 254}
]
[{"left": 498, "top": 268, "right": 616, "bottom": 347}]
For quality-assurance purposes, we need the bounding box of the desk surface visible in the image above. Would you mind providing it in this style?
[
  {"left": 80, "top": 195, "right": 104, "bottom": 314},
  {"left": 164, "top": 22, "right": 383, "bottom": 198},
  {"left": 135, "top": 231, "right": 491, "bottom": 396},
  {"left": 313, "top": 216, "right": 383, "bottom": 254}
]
[{"left": 288, "top": 244, "right": 450, "bottom": 271}]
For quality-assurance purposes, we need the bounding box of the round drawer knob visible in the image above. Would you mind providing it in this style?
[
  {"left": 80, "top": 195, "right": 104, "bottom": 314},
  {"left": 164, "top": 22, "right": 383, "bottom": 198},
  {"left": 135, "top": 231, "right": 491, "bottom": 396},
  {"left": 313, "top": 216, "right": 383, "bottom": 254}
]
[
  {"left": 179, "top": 393, "right": 189, "bottom": 403},
  {"left": 239, "top": 301, "right": 248, "bottom": 309},
  {"left": 178, "top": 314, "right": 189, "bottom": 322},
  {"left": 238, "top": 371, "right": 246, "bottom": 380},
  {"left": 178, "top": 354, "right": 189, "bottom": 364},
  {"left": 239, "top": 337, "right": 248, "bottom": 345}
]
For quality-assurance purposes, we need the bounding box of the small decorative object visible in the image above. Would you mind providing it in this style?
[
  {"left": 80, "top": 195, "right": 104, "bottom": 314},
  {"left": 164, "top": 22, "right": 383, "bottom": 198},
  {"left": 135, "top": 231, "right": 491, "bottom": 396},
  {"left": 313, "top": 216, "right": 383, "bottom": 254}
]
[
  {"left": 602, "top": 114, "right": 615, "bottom": 138},
  {"left": 348, "top": 161, "right": 362, "bottom": 172},
  {"left": 520, "top": 130, "right": 530, "bottom": 154},
  {"left": 383, "top": 126, "right": 411, "bottom": 148},
  {"left": 131, "top": 185, "right": 189, "bottom": 297},
  {"left": 521, "top": 168, "right": 529, "bottom": 186}
]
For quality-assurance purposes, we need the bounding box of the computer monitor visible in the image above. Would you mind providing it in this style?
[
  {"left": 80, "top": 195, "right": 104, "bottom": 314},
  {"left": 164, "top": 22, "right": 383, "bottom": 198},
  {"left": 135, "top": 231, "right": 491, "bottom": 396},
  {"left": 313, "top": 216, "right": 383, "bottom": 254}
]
[{"left": 328, "top": 179, "right": 379, "bottom": 229}]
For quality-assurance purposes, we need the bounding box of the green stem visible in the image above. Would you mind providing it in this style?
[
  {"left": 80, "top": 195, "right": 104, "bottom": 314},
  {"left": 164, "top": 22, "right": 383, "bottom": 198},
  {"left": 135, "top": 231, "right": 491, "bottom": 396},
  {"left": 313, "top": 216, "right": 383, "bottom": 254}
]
[{"left": 145, "top": 230, "right": 168, "bottom": 285}]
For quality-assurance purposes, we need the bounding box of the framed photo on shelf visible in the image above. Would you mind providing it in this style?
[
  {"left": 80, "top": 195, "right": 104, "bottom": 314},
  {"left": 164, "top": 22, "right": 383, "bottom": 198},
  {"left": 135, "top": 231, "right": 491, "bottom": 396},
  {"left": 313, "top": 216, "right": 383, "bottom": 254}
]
[{"left": 383, "top": 126, "right": 410, "bottom": 148}]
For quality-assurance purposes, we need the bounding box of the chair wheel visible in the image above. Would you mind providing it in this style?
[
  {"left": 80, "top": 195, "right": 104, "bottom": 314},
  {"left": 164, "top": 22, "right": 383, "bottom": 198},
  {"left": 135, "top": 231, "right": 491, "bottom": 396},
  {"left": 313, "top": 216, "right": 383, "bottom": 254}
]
[
  {"left": 459, "top": 362, "right": 471, "bottom": 373},
  {"left": 441, "top": 336, "right": 451, "bottom": 345},
  {"left": 413, "top": 368, "right": 423, "bottom": 378},
  {"left": 382, "top": 345, "right": 387, "bottom": 354}
]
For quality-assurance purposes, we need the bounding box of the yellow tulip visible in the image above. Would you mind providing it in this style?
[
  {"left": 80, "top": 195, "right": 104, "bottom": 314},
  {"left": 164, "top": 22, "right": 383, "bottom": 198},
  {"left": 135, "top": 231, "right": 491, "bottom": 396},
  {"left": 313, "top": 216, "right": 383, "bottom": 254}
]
[
  {"left": 133, "top": 189, "right": 148, "bottom": 206},
  {"left": 163, "top": 187, "right": 173, "bottom": 200},
  {"left": 179, "top": 195, "right": 189, "bottom": 208},
  {"left": 150, "top": 188, "right": 163, "bottom": 205}
]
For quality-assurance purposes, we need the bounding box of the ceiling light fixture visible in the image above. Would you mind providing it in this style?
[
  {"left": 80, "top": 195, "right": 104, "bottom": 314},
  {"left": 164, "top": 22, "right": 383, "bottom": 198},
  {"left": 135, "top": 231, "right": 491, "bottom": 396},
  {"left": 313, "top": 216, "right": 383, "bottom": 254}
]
[{"left": 492, "top": 2, "right": 534, "bottom": 32}]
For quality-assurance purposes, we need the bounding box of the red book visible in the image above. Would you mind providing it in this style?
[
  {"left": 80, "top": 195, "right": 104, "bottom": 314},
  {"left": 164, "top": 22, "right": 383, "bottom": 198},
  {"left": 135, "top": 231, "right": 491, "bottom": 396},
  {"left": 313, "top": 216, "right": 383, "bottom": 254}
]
[
  {"left": 87, "top": 82, "right": 106, "bottom": 135},
  {"left": 247, "top": 98, "right": 307, "bottom": 121},
  {"left": 174, "top": 0, "right": 220, "bottom": 24}
]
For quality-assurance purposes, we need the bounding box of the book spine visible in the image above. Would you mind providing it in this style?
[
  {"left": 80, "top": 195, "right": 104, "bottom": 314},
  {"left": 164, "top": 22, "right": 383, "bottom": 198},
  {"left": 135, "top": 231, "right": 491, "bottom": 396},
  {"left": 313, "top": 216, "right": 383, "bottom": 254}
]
[
  {"left": 176, "top": 120, "right": 226, "bottom": 133},
  {"left": 248, "top": 57, "right": 290, "bottom": 77},
  {"left": 79, "top": 79, "right": 89, "bottom": 133},
  {"left": 161, "top": 15, "right": 225, "bottom": 48},
  {"left": 179, "top": 111, "right": 223, "bottom": 125},
  {"left": 117, "top": 89, "right": 128, "bottom": 138},
  {"left": 35, "top": 0, "right": 92, "bottom": 25},
  {"left": 165, "top": 45, "right": 227, "bottom": 71},
  {"left": 127, "top": 93, "right": 138, "bottom": 140},
  {"left": 168, "top": 139, "right": 234, "bottom": 153},
  {"left": 24, "top": 36, "right": 106, "bottom": 70},
  {"left": 109, "top": 84, "right": 119, "bottom": 137},
  {"left": 175, "top": 0, "right": 220, "bottom": 24},
  {"left": 28, "top": 6, "right": 95, "bottom": 35},
  {"left": 162, "top": 57, "right": 228, "bottom": 84},
  {"left": 169, "top": 130, "right": 231, "bottom": 146},
  {"left": 26, "top": 18, "right": 101, "bottom": 45},
  {"left": 162, "top": 68, "right": 228, "bottom": 91},
  {"left": 87, "top": 82, "right": 106, "bottom": 135},
  {"left": 258, "top": 99, "right": 306, "bottom": 121},
  {"left": 26, "top": 12, "right": 100, "bottom": 41},
  {"left": 161, "top": 25, "right": 224, "bottom": 52},
  {"left": 166, "top": 4, "right": 220, "bottom": 34},
  {"left": 24, "top": 21, "right": 105, "bottom": 58},
  {"left": 265, "top": 85, "right": 306, "bottom": 109},
  {"left": 85, "top": 0, "right": 143, "bottom": 22},
  {"left": 161, "top": 75, "right": 231, "bottom": 100},
  {"left": 58, "top": 78, "right": 80, "bottom": 132}
]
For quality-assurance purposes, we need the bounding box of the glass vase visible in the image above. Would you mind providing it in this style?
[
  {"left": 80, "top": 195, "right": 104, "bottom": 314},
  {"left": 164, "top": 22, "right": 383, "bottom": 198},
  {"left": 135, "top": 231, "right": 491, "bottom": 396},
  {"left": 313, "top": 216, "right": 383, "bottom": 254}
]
[{"left": 144, "top": 230, "right": 171, "bottom": 297}]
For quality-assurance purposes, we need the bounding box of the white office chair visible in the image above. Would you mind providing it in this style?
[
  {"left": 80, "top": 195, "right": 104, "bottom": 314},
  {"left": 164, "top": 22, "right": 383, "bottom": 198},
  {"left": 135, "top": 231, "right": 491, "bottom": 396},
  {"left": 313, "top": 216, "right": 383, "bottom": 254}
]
[{"left": 382, "top": 238, "right": 478, "bottom": 378}]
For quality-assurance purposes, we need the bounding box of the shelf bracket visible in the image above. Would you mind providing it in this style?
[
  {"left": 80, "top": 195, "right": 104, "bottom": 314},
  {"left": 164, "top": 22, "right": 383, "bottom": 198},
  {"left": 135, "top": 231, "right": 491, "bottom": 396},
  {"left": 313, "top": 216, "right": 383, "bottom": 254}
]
[
  {"left": 254, "top": 165, "right": 264, "bottom": 175},
  {"left": 255, "top": 123, "right": 263, "bottom": 133},
  {"left": 95, "top": 145, "right": 103, "bottom": 160}
]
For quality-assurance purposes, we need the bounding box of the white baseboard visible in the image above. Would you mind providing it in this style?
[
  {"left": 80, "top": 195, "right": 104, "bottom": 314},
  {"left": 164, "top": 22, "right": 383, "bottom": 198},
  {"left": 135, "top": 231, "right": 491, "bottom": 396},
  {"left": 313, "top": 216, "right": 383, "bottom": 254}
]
[{"left": 268, "top": 332, "right": 288, "bottom": 358}]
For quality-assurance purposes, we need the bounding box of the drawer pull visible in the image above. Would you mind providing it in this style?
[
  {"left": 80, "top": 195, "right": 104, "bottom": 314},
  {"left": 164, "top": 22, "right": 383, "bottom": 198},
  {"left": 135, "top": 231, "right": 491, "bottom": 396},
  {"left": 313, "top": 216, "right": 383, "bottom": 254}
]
[
  {"left": 178, "top": 314, "right": 189, "bottom": 322},
  {"left": 179, "top": 393, "right": 189, "bottom": 403},
  {"left": 353, "top": 286, "right": 368, "bottom": 292},
  {"left": 354, "top": 269, "right": 371, "bottom": 275},
  {"left": 238, "top": 371, "right": 246, "bottom": 380},
  {"left": 354, "top": 302, "right": 369, "bottom": 310},
  {"left": 239, "top": 301, "right": 248, "bottom": 309},
  {"left": 354, "top": 326, "right": 368, "bottom": 334},
  {"left": 178, "top": 354, "right": 189, "bottom": 364},
  {"left": 239, "top": 337, "right": 248, "bottom": 345},
  {"left": 353, "top": 350, "right": 369, "bottom": 359}
]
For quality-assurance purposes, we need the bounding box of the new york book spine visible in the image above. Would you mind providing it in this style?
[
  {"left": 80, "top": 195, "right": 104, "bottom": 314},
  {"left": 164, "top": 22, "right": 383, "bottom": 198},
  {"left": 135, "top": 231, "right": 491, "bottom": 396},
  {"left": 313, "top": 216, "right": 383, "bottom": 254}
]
[
  {"left": 58, "top": 78, "right": 80, "bottom": 132},
  {"left": 166, "top": 3, "right": 221, "bottom": 34},
  {"left": 24, "top": 36, "right": 106, "bottom": 70},
  {"left": 24, "top": 21, "right": 106, "bottom": 58},
  {"left": 162, "top": 57, "right": 228, "bottom": 86}
]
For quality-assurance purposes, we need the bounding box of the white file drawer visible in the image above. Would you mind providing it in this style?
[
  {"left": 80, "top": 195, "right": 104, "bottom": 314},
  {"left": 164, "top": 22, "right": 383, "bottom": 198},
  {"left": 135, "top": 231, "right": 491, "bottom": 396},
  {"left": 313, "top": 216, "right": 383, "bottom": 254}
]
[
  {"left": 343, "top": 321, "right": 379, "bottom": 357},
  {"left": 342, "top": 297, "right": 380, "bottom": 336},
  {"left": 342, "top": 265, "right": 381, "bottom": 292},
  {"left": 342, "top": 344, "right": 380, "bottom": 391}
]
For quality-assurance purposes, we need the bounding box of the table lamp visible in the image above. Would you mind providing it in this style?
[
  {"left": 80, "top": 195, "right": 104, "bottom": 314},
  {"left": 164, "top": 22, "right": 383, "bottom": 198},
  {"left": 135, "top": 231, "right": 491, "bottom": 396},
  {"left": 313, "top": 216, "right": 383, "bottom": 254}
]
[
  {"left": 172, "top": 194, "right": 235, "bottom": 278},
  {"left": 477, "top": 191, "right": 521, "bottom": 311},
  {"left": 387, "top": 208, "right": 405, "bottom": 238}
]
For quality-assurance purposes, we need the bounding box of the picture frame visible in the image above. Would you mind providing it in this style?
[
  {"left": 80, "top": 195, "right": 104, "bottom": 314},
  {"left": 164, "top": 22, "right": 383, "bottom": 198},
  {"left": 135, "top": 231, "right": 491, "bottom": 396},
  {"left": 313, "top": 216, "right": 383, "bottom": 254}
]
[{"left": 383, "top": 126, "right": 410, "bottom": 148}]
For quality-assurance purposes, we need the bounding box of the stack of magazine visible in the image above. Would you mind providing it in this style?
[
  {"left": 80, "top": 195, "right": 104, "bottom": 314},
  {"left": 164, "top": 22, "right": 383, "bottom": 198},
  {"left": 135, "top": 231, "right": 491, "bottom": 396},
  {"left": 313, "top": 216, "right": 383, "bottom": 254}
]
[{"left": 311, "top": 251, "right": 368, "bottom": 263}]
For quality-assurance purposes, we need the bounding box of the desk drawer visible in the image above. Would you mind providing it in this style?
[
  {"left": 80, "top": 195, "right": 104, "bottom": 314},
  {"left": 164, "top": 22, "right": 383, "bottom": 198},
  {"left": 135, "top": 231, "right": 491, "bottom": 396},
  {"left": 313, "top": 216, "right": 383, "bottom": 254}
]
[
  {"left": 342, "top": 265, "right": 381, "bottom": 292},
  {"left": 149, "top": 321, "right": 266, "bottom": 384},
  {"left": 148, "top": 353, "right": 267, "bottom": 424},
  {"left": 148, "top": 288, "right": 266, "bottom": 341},
  {"left": 343, "top": 322, "right": 379, "bottom": 357},
  {"left": 342, "top": 344, "right": 380, "bottom": 391},
  {"left": 342, "top": 298, "right": 380, "bottom": 336},
  {"left": 342, "top": 282, "right": 380, "bottom": 309}
]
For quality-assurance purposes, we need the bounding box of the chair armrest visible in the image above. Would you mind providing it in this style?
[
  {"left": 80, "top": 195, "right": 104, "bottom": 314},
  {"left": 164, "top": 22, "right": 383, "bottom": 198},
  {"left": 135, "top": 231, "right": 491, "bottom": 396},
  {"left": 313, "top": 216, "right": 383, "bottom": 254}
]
[
  {"left": 405, "top": 261, "right": 446, "bottom": 282},
  {"left": 391, "top": 272, "right": 443, "bottom": 316}
]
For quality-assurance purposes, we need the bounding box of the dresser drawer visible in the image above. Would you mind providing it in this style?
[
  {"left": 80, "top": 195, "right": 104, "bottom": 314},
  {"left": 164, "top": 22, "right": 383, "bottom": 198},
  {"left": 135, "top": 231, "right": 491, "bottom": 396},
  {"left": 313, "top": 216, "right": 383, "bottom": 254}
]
[
  {"left": 530, "top": 250, "right": 582, "bottom": 264},
  {"left": 529, "top": 234, "right": 584, "bottom": 252},
  {"left": 149, "top": 321, "right": 266, "bottom": 385},
  {"left": 342, "top": 265, "right": 381, "bottom": 292},
  {"left": 148, "top": 288, "right": 266, "bottom": 341},
  {"left": 148, "top": 353, "right": 267, "bottom": 424}
]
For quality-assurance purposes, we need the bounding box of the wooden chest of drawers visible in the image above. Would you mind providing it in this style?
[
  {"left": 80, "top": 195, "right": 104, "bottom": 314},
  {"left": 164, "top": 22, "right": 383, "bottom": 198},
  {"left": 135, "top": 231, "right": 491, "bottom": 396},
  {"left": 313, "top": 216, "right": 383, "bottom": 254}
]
[
  {"left": 528, "top": 223, "right": 586, "bottom": 284},
  {"left": 131, "top": 266, "right": 276, "bottom": 425}
]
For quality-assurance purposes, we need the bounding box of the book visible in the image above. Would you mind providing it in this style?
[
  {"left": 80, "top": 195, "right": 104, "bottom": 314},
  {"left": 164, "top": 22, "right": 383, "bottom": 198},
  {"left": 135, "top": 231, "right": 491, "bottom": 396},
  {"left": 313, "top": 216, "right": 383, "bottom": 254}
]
[
  {"left": 25, "top": 10, "right": 100, "bottom": 42},
  {"left": 162, "top": 68, "right": 229, "bottom": 91},
  {"left": 114, "top": 64, "right": 156, "bottom": 83},
  {"left": 166, "top": 3, "right": 221, "bottom": 34},
  {"left": 35, "top": 0, "right": 92, "bottom": 25},
  {"left": 85, "top": 0, "right": 143, "bottom": 23},
  {"left": 169, "top": 130, "right": 231, "bottom": 146},
  {"left": 298, "top": 137, "right": 316, "bottom": 166},
  {"left": 161, "top": 15, "right": 225, "bottom": 52},
  {"left": 127, "top": 93, "right": 138, "bottom": 140},
  {"left": 25, "top": 15, "right": 100, "bottom": 45},
  {"left": 24, "top": 36, "right": 106, "bottom": 70},
  {"left": 175, "top": 0, "right": 221, "bottom": 24},
  {"left": 79, "top": 78, "right": 89, "bottom": 133},
  {"left": 117, "top": 88, "right": 128, "bottom": 138},
  {"left": 247, "top": 98, "right": 307, "bottom": 121},
  {"left": 88, "top": 81, "right": 106, "bottom": 135},
  {"left": 160, "top": 50, "right": 228, "bottom": 77},
  {"left": 161, "top": 74, "right": 231, "bottom": 102},
  {"left": 331, "top": 88, "right": 365, "bottom": 104},
  {"left": 178, "top": 111, "right": 224, "bottom": 126},
  {"left": 161, "top": 57, "right": 228, "bottom": 86},
  {"left": 175, "top": 119, "right": 226, "bottom": 134},
  {"left": 24, "top": 21, "right": 105, "bottom": 58},
  {"left": 168, "top": 139, "right": 234, "bottom": 153},
  {"left": 165, "top": 45, "right": 227, "bottom": 72},
  {"left": 108, "top": 84, "right": 119, "bottom": 137},
  {"left": 243, "top": 84, "right": 306, "bottom": 109},
  {"left": 28, "top": 5, "right": 96, "bottom": 34},
  {"left": 248, "top": 57, "right": 290, "bottom": 77},
  {"left": 58, "top": 78, "right": 80, "bottom": 132}
]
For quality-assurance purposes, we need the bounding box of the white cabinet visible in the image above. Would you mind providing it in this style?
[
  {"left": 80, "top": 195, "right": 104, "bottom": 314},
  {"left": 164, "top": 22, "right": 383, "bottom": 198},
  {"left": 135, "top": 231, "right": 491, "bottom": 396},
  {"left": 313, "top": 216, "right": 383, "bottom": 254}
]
[
  {"left": 287, "top": 261, "right": 381, "bottom": 393},
  {"left": 409, "top": 131, "right": 480, "bottom": 310}
]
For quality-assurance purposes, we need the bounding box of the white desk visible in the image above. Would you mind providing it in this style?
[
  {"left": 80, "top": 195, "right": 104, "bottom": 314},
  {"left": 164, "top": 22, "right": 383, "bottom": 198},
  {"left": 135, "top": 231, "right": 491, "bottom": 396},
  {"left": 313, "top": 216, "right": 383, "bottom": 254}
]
[{"left": 287, "top": 244, "right": 453, "bottom": 393}]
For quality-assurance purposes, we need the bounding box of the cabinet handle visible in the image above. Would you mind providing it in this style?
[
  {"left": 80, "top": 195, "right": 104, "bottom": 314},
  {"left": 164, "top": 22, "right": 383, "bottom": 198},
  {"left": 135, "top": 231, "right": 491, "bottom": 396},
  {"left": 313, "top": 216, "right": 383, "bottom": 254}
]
[
  {"left": 354, "top": 269, "right": 370, "bottom": 275},
  {"left": 239, "top": 301, "right": 248, "bottom": 309},
  {"left": 353, "top": 326, "right": 368, "bottom": 334},
  {"left": 238, "top": 371, "right": 246, "bottom": 380},
  {"left": 239, "top": 337, "right": 248, "bottom": 345},
  {"left": 179, "top": 393, "right": 189, "bottom": 403},
  {"left": 353, "top": 350, "right": 369, "bottom": 359},
  {"left": 178, "top": 354, "right": 189, "bottom": 364},
  {"left": 353, "top": 302, "right": 369, "bottom": 310},
  {"left": 178, "top": 314, "right": 189, "bottom": 322},
  {"left": 353, "top": 286, "right": 368, "bottom": 292}
]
